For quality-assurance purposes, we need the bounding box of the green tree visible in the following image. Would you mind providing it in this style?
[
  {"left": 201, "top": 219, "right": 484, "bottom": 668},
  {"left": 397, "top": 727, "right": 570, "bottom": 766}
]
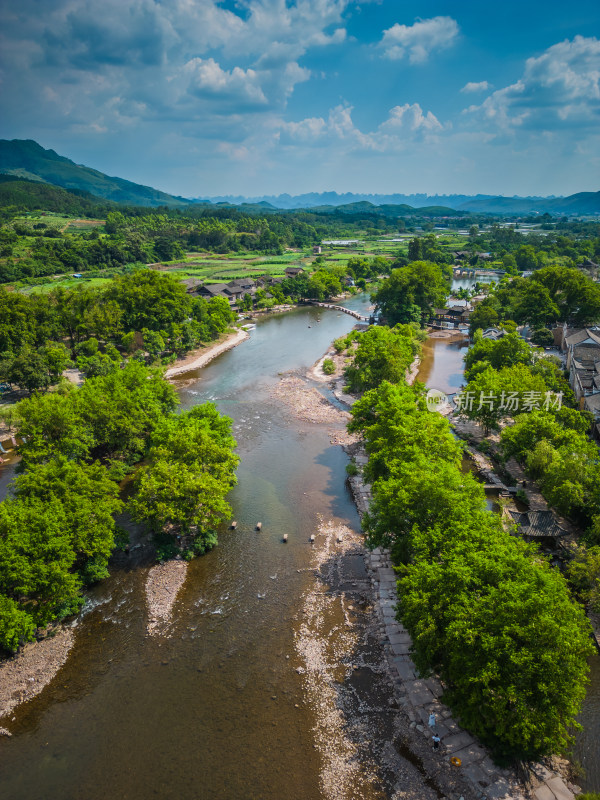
[
  {"left": 373, "top": 261, "right": 450, "bottom": 325},
  {"left": 468, "top": 298, "right": 501, "bottom": 335},
  {"left": 344, "top": 325, "right": 419, "bottom": 394},
  {"left": 400, "top": 515, "right": 593, "bottom": 762},
  {"left": 0, "top": 497, "right": 82, "bottom": 628},
  {"left": 407, "top": 238, "right": 421, "bottom": 261},
  {"left": 106, "top": 269, "right": 191, "bottom": 332},
  {"left": 5, "top": 342, "right": 72, "bottom": 393},
  {"left": 0, "top": 595, "right": 36, "bottom": 653},
  {"left": 458, "top": 364, "right": 548, "bottom": 433},
  {"left": 464, "top": 331, "right": 533, "bottom": 380},
  {"left": 349, "top": 375, "right": 593, "bottom": 762},
  {"left": 130, "top": 404, "right": 239, "bottom": 556},
  {"left": 531, "top": 327, "right": 554, "bottom": 346},
  {"left": 513, "top": 282, "right": 559, "bottom": 326},
  {"left": 567, "top": 546, "right": 600, "bottom": 613},
  {"left": 532, "top": 265, "right": 600, "bottom": 325},
  {"left": 13, "top": 457, "right": 123, "bottom": 583},
  {"left": 14, "top": 361, "right": 178, "bottom": 468}
]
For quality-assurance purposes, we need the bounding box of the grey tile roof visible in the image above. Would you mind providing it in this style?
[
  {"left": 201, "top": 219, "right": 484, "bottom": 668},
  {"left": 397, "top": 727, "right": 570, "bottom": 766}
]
[{"left": 509, "top": 510, "right": 568, "bottom": 538}]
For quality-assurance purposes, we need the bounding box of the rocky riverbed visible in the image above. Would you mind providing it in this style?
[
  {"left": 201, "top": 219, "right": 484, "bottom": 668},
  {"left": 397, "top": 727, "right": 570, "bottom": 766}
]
[
  {"left": 144, "top": 560, "right": 189, "bottom": 635},
  {"left": 0, "top": 628, "right": 75, "bottom": 725}
]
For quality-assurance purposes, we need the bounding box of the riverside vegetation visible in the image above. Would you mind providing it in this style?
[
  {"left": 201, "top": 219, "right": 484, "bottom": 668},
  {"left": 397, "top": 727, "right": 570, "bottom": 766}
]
[
  {"left": 335, "top": 268, "right": 598, "bottom": 765},
  {"left": 0, "top": 361, "right": 238, "bottom": 651},
  {"left": 0, "top": 269, "right": 242, "bottom": 654}
]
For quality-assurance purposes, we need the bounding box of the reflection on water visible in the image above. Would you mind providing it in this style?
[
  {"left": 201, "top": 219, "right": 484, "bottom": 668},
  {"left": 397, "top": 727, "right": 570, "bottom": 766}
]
[{"left": 415, "top": 333, "right": 469, "bottom": 395}]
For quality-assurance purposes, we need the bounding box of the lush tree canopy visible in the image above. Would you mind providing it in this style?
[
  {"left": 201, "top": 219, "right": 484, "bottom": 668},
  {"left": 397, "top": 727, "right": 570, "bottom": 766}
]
[
  {"left": 130, "top": 404, "right": 239, "bottom": 559},
  {"left": 348, "top": 375, "right": 594, "bottom": 762},
  {"left": 373, "top": 261, "right": 450, "bottom": 325},
  {"left": 344, "top": 325, "right": 422, "bottom": 394}
]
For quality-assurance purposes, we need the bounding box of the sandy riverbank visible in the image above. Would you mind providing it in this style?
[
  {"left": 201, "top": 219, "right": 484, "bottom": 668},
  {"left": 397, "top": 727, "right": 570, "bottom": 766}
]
[
  {"left": 165, "top": 328, "right": 249, "bottom": 378},
  {"left": 0, "top": 628, "right": 75, "bottom": 727},
  {"left": 145, "top": 560, "right": 189, "bottom": 635},
  {"left": 270, "top": 374, "right": 359, "bottom": 446}
]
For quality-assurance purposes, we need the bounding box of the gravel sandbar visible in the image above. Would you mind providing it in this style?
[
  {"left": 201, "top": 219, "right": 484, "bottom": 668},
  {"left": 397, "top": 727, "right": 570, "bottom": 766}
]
[
  {"left": 145, "top": 560, "right": 189, "bottom": 635},
  {"left": 0, "top": 628, "right": 75, "bottom": 721}
]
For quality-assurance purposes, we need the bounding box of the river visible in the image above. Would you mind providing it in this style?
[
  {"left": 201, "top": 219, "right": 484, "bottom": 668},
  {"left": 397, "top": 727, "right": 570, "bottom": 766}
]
[
  {"left": 0, "top": 289, "right": 598, "bottom": 796},
  {"left": 0, "top": 294, "right": 430, "bottom": 800}
]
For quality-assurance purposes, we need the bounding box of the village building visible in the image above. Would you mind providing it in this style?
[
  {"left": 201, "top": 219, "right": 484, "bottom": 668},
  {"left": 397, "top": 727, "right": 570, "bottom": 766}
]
[
  {"left": 180, "top": 278, "right": 203, "bottom": 293},
  {"left": 508, "top": 510, "right": 568, "bottom": 548},
  {"left": 560, "top": 325, "right": 600, "bottom": 439},
  {"left": 197, "top": 283, "right": 234, "bottom": 303},
  {"left": 430, "top": 304, "right": 472, "bottom": 331},
  {"left": 284, "top": 266, "right": 305, "bottom": 279},
  {"left": 578, "top": 258, "right": 600, "bottom": 270},
  {"left": 481, "top": 327, "right": 506, "bottom": 340},
  {"left": 193, "top": 277, "right": 259, "bottom": 306},
  {"left": 453, "top": 250, "right": 471, "bottom": 261}
]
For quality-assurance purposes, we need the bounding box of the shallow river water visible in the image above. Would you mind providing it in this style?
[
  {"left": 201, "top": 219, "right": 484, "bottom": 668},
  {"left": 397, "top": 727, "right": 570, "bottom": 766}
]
[
  {"left": 0, "top": 295, "right": 408, "bottom": 800},
  {"left": 0, "top": 290, "right": 598, "bottom": 796}
]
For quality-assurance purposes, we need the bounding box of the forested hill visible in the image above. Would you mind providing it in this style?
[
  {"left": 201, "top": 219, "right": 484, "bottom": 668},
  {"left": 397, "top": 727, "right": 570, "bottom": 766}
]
[
  {"left": 0, "top": 175, "right": 115, "bottom": 216},
  {"left": 0, "top": 139, "right": 190, "bottom": 208},
  {"left": 305, "top": 201, "right": 460, "bottom": 217},
  {"left": 458, "top": 191, "right": 600, "bottom": 215}
]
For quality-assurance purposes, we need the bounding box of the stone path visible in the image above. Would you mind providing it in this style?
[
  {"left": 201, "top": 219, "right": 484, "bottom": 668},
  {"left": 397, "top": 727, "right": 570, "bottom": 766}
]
[{"left": 348, "top": 455, "right": 581, "bottom": 800}]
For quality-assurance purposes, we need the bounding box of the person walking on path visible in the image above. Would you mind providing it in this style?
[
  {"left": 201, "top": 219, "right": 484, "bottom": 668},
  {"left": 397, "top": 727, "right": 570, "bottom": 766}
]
[
  {"left": 432, "top": 735, "right": 441, "bottom": 751},
  {"left": 428, "top": 712, "right": 436, "bottom": 729}
]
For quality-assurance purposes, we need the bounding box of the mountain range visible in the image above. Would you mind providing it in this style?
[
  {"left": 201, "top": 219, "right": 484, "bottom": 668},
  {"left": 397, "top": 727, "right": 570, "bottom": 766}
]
[
  {"left": 0, "top": 139, "right": 598, "bottom": 216},
  {"left": 205, "top": 190, "right": 600, "bottom": 216},
  {"left": 0, "top": 139, "right": 189, "bottom": 207}
]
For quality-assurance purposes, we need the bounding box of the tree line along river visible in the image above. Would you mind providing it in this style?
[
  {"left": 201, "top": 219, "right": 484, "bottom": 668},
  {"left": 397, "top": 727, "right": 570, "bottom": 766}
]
[{"left": 0, "top": 286, "right": 597, "bottom": 798}]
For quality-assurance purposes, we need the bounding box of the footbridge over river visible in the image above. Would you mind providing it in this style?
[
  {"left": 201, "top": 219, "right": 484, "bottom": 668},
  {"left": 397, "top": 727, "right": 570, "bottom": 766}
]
[
  {"left": 452, "top": 267, "right": 476, "bottom": 278},
  {"left": 309, "top": 301, "right": 370, "bottom": 322}
]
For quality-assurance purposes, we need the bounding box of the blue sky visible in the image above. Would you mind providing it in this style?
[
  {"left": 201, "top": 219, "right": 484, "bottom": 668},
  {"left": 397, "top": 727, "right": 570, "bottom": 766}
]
[{"left": 1, "top": 0, "right": 599, "bottom": 198}]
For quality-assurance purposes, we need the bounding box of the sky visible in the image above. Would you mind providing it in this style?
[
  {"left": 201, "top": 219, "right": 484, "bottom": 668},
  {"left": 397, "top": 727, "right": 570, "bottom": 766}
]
[{"left": 1, "top": 0, "right": 599, "bottom": 198}]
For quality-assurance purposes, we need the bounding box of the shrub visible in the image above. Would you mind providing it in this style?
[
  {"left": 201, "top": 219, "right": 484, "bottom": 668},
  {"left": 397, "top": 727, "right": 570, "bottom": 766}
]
[
  {"left": 0, "top": 596, "right": 36, "bottom": 653},
  {"left": 322, "top": 358, "right": 335, "bottom": 375},
  {"left": 531, "top": 327, "right": 554, "bottom": 346}
]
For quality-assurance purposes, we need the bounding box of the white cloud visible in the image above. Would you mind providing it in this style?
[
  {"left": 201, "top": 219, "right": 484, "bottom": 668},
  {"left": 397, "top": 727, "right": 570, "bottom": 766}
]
[
  {"left": 466, "top": 35, "right": 600, "bottom": 131},
  {"left": 461, "top": 81, "right": 490, "bottom": 93},
  {"left": 0, "top": 0, "right": 353, "bottom": 130},
  {"left": 279, "top": 102, "right": 444, "bottom": 151},
  {"left": 380, "top": 16, "right": 459, "bottom": 63},
  {"left": 184, "top": 58, "right": 267, "bottom": 106},
  {"left": 379, "top": 103, "right": 443, "bottom": 133}
]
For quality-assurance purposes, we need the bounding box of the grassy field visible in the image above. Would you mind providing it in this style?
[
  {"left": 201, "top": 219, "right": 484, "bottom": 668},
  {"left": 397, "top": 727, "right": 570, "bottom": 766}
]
[
  {"left": 22, "top": 276, "right": 117, "bottom": 294},
  {"left": 9, "top": 223, "right": 478, "bottom": 296},
  {"left": 160, "top": 251, "right": 311, "bottom": 283}
]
